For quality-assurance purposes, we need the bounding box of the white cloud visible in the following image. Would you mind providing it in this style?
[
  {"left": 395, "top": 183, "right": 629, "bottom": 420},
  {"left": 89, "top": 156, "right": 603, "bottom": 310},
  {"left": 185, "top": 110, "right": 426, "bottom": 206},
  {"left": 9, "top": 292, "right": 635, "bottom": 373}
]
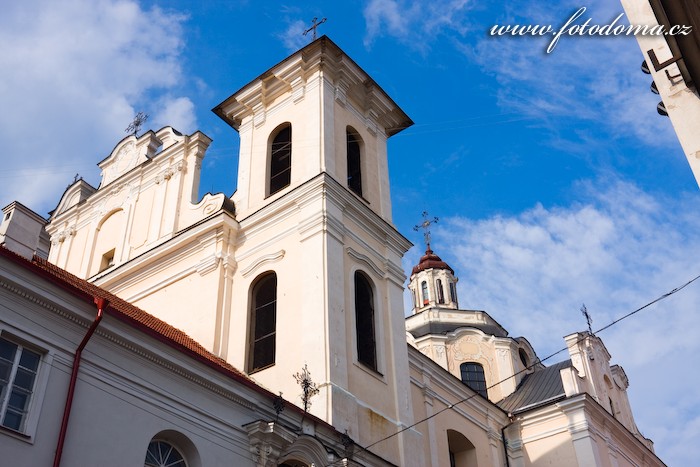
[
  {"left": 421, "top": 179, "right": 700, "bottom": 465},
  {"left": 363, "top": 0, "right": 471, "bottom": 49},
  {"left": 362, "top": 0, "right": 675, "bottom": 150},
  {"left": 152, "top": 97, "right": 197, "bottom": 135},
  {"left": 279, "top": 19, "right": 311, "bottom": 52},
  {"left": 472, "top": 0, "right": 675, "bottom": 149},
  {"left": 0, "top": 0, "right": 195, "bottom": 215}
]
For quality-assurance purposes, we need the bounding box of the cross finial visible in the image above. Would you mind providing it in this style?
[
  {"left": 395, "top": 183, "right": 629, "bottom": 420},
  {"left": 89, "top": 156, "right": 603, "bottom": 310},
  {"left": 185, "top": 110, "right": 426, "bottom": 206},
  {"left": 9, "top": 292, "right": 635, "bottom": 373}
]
[
  {"left": 293, "top": 364, "right": 319, "bottom": 413},
  {"left": 125, "top": 111, "right": 149, "bottom": 137},
  {"left": 581, "top": 303, "right": 593, "bottom": 334},
  {"left": 413, "top": 211, "right": 439, "bottom": 252},
  {"left": 73, "top": 173, "right": 80, "bottom": 184},
  {"left": 303, "top": 17, "right": 327, "bottom": 40}
]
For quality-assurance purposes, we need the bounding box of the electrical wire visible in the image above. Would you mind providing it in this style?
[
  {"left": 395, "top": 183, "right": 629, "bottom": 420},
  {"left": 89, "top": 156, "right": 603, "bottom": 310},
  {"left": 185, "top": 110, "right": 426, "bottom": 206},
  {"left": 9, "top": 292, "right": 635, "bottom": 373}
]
[
  {"left": 351, "top": 272, "right": 700, "bottom": 457},
  {"left": 3, "top": 270, "right": 698, "bottom": 466}
]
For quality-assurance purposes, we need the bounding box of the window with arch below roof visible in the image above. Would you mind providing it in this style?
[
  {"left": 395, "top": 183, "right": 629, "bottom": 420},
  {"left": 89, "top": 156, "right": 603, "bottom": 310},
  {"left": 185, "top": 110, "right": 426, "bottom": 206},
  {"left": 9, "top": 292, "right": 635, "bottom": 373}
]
[
  {"left": 355, "top": 271, "right": 377, "bottom": 371},
  {"left": 421, "top": 281, "right": 429, "bottom": 305},
  {"left": 449, "top": 282, "right": 457, "bottom": 303},
  {"left": 248, "top": 273, "right": 277, "bottom": 373},
  {"left": 269, "top": 124, "right": 292, "bottom": 195},
  {"left": 460, "top": 362, "right": 487, "bottom": 398},
  {"left": 436, "top": 279, "right": 445, "bottom": 304},
  {"left": 347, "top": 128, "right": 362, "bottom": 196},
  {"left": 144, "top": 440, "right": 187, "bottom": 467}
]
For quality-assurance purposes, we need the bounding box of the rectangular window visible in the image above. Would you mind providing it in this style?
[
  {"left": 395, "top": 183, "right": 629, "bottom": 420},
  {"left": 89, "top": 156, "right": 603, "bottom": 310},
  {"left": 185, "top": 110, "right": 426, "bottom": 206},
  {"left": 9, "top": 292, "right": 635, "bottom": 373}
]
[
  {"left": 0, "top": 336, "right": 41, "bottom": 432},
  {"left": 99, "top": 249, "right": 115, "bottom": 273}
]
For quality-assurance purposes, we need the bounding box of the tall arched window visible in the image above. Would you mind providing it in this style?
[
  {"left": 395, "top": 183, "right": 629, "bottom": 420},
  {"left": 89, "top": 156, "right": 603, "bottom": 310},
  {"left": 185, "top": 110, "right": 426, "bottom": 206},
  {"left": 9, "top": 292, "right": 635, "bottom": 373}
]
[
  {"left": 248, "top": 273, "right": 277, "bottom": 373},
  {"left": 449, "top": 282, "right": 457, "bottom": 304},
  {"left": 355, "top": 271, "right": 377, "bottom": 370},
  {"left": 436, "top": 279, "right": 445, "bottom": 304},
  {"left": 347, "top": 127, "right": 362, "bottom": 196},
  {"left": 460, "top": 362, "right": 487, "bottom": 398},
  {"left": 421, "top": 281, "right": 429, "bottom": 305},
  {"left": 269, "top": 124, "right": 292, "bottom": 195}
]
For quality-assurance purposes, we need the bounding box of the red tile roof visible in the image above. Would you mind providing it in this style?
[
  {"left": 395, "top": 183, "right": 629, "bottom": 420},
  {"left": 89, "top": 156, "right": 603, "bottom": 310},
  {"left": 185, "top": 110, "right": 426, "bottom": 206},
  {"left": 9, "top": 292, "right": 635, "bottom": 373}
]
[
  {"left": 0, "top": 245, "right": 342, "bottom": 434},
  {"left": 0, "top": 246, "right": 261, "bottom": 391}
]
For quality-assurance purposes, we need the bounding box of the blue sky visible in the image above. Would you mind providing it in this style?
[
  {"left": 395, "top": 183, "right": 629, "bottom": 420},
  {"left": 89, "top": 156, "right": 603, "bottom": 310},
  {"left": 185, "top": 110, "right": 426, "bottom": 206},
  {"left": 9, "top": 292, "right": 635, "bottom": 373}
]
[{"left": 2, "top": 1, "right": 699, "bottom": 464}]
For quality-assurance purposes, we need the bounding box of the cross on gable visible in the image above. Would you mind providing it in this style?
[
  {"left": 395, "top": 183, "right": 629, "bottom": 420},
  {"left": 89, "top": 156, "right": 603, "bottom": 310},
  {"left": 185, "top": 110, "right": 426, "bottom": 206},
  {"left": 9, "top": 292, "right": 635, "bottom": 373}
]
[
  {"left": 125, "top": 112, "right": 149, "bottom": 137},
  {"left": 581, "top": 304, "right": 593, "bottom": 334},
  {"left": 413, "top": 211, "right": 439, "bottom": 251},
  {"left": 303, "top": 17, "right": 327, "bottom": 41}
]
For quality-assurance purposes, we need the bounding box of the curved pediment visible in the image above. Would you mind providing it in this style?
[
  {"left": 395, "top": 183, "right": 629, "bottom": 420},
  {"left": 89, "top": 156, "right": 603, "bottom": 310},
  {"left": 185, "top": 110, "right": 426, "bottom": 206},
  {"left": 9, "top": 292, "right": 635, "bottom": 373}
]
[
  {"left": 52, "top": 179, "right": 97, "bottom": 218},
  {"left": 98, "top": 130, "right": 162, "bottom": 187}
]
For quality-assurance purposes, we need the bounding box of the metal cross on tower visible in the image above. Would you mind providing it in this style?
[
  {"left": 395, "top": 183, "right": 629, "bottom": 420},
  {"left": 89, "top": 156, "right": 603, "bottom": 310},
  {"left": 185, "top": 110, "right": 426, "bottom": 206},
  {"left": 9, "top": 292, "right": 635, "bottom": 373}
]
[
  {"left": 125, "top": 112, "right": 149, "bottom": 137},
  {"left": 413, "top": 211, "right": 439, "bottom": 251},
  {"left": 303, "top": 17, "right": 327, "bottom": 40},
  {"left": 581, "top": 303, "right": 593, "bottom": 334}
]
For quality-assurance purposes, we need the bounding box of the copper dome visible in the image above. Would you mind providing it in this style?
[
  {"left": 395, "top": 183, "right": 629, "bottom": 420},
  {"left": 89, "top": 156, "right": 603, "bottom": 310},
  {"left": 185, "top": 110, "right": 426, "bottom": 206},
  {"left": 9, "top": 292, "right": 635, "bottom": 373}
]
[{"left": 411, "top": 248, "right": 454, "bottom": 275}]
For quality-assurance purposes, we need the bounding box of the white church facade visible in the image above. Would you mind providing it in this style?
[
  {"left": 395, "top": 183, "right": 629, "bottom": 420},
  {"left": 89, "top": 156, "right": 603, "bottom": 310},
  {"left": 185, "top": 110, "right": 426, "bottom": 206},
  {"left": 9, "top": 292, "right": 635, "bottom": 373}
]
[{"left": 0, "top": 36, "right": 664, "bottom": 466}]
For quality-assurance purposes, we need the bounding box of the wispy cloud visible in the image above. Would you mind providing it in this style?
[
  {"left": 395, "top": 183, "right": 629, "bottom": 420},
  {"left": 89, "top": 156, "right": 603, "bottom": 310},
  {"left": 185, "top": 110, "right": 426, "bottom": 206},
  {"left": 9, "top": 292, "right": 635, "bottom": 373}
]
[
  {"left": 0, "top": 0, "right": 194, "bottom": 215},
  {"left": 421, "top": 178, "right": 700, "bottom": 465},
  {"left": 362, "top": 0, "right": 675, "bottom": 151},
  {"left": 279, "top": 19, "right": 310, "bottom": 52},
  {"left": 472, "top": 5, "right": 673, "bottom": 147},
  {"left": 363, "top": 0, "right": 472, "bottom": 50}
]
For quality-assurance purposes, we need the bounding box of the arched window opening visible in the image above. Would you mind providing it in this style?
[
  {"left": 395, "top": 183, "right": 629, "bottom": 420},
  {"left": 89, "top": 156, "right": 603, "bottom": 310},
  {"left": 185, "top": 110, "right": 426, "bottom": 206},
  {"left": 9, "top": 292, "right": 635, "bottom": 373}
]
[
  {"left": 269, "top": 124, "right": 292, "bottom": 195},
  {"left": 436, "top": 279, "right": 445, "bottom": 304},
  {"left": 347, "top": 128, "right": 362, "bottom": 196},
  {"left": 449, "top": 282, "right": 457, "bottom": 303},
  {"left": 421, "top": 281, "right": 429, "bottom": 305},
  {"left": 446, "top": 430, "right": 477, "bottom": 467},
  {"left": 91, "top": 209, "right": 124, "bottom": 276},
  {"left": 145, "top": 440, "right": 187, "bottom": 467},
  {"left": 460, "top": 362, "right": 487, "bottom": 398},
  {"left": 355, "top": 271, "right": 377, "bottom": 371},
  {"left": 519, "top": 348, "right": 529, "bottom": 367},
  {"left": 248, "top": 273, "right": 277, "bottom": 373}
]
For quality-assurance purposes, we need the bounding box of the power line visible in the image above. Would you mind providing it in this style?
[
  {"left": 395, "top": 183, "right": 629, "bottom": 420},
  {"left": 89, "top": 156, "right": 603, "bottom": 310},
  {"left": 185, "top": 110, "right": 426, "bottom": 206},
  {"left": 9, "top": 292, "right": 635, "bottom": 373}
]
[{"left": 351, "top": 272, "right": 700, "bottom": 457}]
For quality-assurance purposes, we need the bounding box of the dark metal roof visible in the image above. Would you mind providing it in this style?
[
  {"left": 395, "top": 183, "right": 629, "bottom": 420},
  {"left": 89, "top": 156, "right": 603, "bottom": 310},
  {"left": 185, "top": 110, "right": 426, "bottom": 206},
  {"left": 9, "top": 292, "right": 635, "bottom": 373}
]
[
  {"left": 498, "top": 359, "right": 572, "bottom": 414},
  {"left": 408, "top": 321, "right": 508, "bottom": 339}
]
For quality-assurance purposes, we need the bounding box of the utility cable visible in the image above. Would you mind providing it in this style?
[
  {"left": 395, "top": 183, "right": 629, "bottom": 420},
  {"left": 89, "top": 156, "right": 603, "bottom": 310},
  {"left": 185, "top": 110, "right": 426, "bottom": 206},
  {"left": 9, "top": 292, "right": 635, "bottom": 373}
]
[{"left": 350, "top": 272, "right": 700, "bottom": 459}]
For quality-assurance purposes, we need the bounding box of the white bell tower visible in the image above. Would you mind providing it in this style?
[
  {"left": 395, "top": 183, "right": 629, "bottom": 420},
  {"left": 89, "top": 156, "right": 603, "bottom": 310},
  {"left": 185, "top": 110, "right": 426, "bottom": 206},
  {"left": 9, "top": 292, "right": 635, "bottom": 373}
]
[{"left": 214, "top": 37, "right": 421, "bottom": 465}]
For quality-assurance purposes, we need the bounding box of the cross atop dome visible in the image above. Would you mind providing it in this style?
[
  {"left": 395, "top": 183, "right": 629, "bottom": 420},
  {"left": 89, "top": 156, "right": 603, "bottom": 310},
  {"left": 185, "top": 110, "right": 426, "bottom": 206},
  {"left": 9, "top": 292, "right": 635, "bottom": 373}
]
[{"left": 413, "top": 211, "right": 438, "bottom": 252}]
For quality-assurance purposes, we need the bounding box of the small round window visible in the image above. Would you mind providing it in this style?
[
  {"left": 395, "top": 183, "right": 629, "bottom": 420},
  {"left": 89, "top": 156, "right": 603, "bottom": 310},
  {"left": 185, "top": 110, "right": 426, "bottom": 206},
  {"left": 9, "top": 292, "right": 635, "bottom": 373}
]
[
  {"left": 145, "top": 440, "right": 187, "bottom": 467},
  {"left": 518, "top": 348, "right": 529, "bottom": 367}
]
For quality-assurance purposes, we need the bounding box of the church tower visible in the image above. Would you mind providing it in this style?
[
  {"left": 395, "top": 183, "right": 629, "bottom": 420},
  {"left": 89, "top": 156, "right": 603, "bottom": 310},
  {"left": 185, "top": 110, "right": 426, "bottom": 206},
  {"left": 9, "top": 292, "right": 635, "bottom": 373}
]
[
  {"left": 406, "top": 239, "right": 540, "bottom": 403},
  {"left": 214, "top": 37, "right": 420, "bottom": 463},
  {"left": 44, "top": 36, "right": 420, "bottom": 464}
]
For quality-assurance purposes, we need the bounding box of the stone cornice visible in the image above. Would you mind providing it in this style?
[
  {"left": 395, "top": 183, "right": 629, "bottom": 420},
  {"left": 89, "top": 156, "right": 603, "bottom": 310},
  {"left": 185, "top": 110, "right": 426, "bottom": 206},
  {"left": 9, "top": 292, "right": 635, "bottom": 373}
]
[
  {"left": 213, "top": 37, "right": 412, "bottom": 137},
  {"left": 93, "top": 211, "right": 237, "bottom": 295}
]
